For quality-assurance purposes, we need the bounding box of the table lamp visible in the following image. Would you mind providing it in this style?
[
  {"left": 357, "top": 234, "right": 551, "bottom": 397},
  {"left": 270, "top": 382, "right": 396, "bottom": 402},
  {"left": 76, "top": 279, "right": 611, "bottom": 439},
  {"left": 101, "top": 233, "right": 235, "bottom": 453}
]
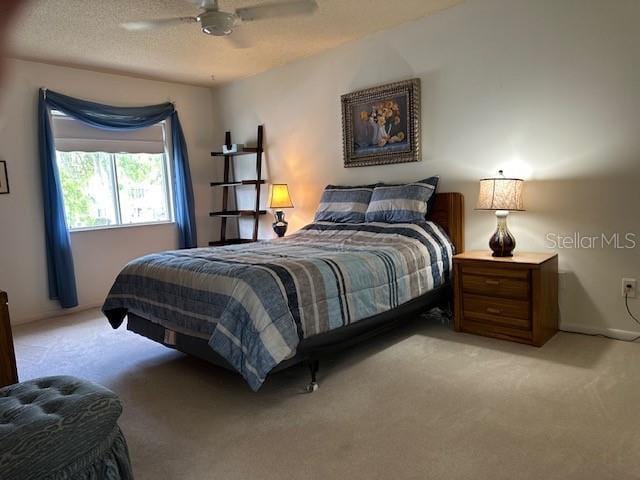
[
  {"left": 476, "top": 170, "right": 525, "bottom": 257},
  {"left": 269, "top": 183, "right": 294, "bottom": 237}
]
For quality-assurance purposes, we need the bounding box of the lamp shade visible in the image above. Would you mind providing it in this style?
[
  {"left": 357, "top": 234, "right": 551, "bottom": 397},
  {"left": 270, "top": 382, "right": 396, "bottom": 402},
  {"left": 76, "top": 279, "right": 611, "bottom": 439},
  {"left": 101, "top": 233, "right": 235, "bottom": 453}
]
[
  {"left": 476, "top": 171, "right": 525, "bottom": 211},
  {"left": 269, "top": 184, "right": 294, "bottom": 209}
]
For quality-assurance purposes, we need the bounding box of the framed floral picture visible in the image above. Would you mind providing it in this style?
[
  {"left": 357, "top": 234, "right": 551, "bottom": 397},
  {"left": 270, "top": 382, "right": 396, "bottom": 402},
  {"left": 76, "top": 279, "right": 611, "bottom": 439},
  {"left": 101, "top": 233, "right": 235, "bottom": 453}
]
[
  {"left": 0, "top": 161, "right": 9, "bottom": 194},
  {"left": 341, "top": 78, "right": 421, "bottom": 168}
]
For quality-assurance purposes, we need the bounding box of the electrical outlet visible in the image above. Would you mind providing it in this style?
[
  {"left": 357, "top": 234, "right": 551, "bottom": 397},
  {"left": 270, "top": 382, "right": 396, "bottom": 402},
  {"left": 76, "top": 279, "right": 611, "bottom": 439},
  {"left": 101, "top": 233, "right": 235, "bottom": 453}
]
[{"left": 622, "top": 278, "right": 637, "bottom": 298}]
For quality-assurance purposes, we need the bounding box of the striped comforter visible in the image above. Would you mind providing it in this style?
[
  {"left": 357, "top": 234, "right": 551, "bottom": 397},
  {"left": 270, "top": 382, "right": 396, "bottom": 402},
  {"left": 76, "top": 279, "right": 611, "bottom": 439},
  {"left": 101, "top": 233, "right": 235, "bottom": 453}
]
[{"left": 102, "top": 221, "right": 453, "bottom": 390}]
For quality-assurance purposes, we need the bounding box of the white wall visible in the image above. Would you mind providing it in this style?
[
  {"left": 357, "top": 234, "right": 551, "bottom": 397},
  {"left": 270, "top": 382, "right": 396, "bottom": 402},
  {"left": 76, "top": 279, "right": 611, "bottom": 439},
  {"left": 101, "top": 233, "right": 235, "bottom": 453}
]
[
  {"left": 0, "top": 59, "right": 217, "bottom": 324},
  {"left": 211, "top": 0, "right": 640, "bottom": 337}
]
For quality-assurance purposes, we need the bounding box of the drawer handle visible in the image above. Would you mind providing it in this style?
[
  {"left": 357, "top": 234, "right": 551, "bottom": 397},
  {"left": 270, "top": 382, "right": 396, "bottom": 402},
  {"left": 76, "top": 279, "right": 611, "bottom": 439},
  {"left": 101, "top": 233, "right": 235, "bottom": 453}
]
[
  {"left": 485, "top": 279, "right": 501, "bottom": 285},
  {"left": 486, "top": 307, "right": 502, "bottom": 314}
]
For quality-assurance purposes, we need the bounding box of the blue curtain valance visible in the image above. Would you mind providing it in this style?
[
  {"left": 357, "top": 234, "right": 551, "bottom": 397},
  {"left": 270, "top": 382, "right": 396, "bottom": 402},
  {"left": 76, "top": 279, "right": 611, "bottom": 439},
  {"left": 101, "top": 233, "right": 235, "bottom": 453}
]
[{"left": 38, "top": 89, "right": 197, "bottom": 309}]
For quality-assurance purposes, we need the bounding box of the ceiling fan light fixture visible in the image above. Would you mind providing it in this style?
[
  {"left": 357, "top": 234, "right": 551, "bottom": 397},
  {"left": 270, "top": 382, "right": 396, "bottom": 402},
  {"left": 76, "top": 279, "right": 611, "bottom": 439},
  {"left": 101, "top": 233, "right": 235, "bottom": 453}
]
[
  {"left": 120, "top": 0, "right": 318, "bottom": 40},
  {"left": 199, "top": 11, "right": 237, "bottom": 36}
]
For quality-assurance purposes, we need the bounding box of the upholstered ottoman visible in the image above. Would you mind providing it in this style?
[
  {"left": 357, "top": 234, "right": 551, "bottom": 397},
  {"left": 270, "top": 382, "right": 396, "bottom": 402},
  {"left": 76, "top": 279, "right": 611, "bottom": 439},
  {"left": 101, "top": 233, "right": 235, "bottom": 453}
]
[{"left": 0, "top": 376, "right": 133, "bottom": 480}]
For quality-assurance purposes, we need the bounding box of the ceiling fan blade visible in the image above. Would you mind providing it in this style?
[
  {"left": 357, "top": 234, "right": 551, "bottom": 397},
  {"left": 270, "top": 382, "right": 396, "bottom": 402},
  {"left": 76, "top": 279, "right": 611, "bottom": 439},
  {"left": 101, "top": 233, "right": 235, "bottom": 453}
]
[
  {"left": 236, "top": 0, "right": 318, "bottom": 22},
  {"left": 121, "top": 17, "right": 197, "bottom": 32},
  {"left": 185, "top": 0, "right": 218, "bottom": 10},
  {"left": 224, "top": 27, "right": 253, "bottom": 49}
]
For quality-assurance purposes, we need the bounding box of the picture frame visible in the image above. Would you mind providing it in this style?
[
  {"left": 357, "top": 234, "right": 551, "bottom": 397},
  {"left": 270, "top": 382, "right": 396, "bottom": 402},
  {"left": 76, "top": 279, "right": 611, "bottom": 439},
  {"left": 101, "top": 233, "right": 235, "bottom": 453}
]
[
  {"left": 0, "top": 161, "right": 9, "bottom": 195},
  {"left": 341, "top": 78, "right": 421, "bottom": 168}
]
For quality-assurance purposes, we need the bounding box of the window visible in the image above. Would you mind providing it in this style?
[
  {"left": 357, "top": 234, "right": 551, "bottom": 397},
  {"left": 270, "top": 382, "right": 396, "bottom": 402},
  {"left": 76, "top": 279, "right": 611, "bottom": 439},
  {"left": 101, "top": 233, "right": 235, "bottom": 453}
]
[{"left": 52, "top": 113, "right": 173, "bottom": 231}]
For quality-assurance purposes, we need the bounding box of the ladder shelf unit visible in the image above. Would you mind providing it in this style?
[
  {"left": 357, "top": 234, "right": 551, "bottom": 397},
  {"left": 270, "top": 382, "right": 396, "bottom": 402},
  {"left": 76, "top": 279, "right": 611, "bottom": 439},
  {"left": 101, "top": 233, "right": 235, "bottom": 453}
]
[{"left": 210, "top": 125, "right": 265, "bottom": 246}]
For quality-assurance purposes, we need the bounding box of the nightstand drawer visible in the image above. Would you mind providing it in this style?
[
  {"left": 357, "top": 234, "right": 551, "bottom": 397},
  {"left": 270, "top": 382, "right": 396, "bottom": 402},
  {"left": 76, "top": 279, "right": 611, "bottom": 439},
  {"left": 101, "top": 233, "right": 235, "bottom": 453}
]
[
  {"left": 460, "top": 319, "right": 533, "bottom": 342},
  {"left": 462, "top": 273, "right": 529, "bottom": 300},
  {"left": 461, "top": 265, "right": 530, "bottom": 280},
  {"left": 463, "top": 294, "right": 530, "bottom": 329}
]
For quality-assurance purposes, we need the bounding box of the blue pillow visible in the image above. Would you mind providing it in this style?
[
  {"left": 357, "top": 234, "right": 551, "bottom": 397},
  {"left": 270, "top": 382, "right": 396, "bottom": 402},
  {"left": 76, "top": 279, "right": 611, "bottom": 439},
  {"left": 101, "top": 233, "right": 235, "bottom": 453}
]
[
  {"left": 365, "top": 176, "right": 439, "bottom": 223},
  {"left": 314, "top": 184, "right": 375, "bottom": 223}
]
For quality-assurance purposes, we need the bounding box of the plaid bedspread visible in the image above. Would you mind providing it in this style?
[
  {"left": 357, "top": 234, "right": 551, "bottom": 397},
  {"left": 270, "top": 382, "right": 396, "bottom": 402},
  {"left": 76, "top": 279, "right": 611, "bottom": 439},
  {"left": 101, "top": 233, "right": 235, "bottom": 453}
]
[{"left": 102, "top": 221, "right": 453, "bottom": 390}]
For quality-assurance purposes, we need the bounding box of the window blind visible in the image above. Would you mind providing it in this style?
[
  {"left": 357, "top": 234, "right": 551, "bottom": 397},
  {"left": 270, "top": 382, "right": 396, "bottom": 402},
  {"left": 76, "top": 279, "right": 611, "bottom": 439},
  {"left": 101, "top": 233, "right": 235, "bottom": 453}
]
[{"left": 51, "top": 113, "right": 166, "bottom": 154}]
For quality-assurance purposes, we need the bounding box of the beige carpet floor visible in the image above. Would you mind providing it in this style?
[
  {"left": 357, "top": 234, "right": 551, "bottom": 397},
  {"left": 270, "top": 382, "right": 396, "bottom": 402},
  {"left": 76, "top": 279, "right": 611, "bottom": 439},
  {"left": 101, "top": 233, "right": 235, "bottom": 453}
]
[{"left": 12, "top": 309, "right": 640, "bottom": 480}]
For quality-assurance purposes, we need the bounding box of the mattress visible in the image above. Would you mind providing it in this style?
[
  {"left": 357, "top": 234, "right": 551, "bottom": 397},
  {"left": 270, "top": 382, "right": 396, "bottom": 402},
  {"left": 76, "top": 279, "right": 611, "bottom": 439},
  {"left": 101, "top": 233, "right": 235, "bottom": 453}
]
[{"left": 102, "top": 221, "right": 453, "bottom": 390}]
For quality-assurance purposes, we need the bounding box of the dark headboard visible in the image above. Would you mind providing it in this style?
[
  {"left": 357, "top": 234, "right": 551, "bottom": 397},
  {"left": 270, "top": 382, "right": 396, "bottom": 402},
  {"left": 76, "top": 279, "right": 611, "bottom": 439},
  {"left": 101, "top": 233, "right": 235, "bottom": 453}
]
[{"left": 428, "top": 192, "right": 465, "bottom": 254}]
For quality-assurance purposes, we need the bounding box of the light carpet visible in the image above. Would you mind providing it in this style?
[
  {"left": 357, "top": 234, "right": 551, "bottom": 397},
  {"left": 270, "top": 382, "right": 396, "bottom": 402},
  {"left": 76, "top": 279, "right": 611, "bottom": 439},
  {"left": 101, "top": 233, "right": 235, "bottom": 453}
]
[{"left": 12, "top": 309, "right": 640, "bottom": 480}]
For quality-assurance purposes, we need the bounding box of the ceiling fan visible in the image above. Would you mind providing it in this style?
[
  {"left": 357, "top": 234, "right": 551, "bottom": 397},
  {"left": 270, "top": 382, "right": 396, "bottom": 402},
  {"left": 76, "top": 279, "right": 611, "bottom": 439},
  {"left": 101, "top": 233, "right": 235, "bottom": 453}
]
[{"left": 121, "top": 0, "right": 319, "bottom": 47}]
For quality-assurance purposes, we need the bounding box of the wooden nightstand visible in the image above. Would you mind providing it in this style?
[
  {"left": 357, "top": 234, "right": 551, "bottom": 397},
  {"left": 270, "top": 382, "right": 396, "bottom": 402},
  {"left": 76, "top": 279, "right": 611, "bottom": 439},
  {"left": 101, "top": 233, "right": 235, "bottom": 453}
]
[{"left": 453, "top": 251, "right": 558, "bottom": 346}]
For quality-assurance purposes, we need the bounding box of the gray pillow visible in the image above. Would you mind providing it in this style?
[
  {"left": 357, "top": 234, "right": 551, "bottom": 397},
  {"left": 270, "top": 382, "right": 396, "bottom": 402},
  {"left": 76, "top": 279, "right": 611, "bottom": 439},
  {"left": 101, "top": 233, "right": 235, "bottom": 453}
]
[
  {"left": 314, "top": 184, "right": 376, "bottom": 223},
  {"left": 365, "top": 176, "right": 439, "bottom": 223}
]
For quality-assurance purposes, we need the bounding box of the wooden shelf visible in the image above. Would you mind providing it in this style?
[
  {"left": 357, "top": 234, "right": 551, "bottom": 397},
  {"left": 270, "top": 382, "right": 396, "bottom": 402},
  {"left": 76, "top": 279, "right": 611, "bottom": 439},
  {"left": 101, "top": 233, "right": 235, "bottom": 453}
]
[
  {"left": 210, "top": 180, "right": 265, "bottom": 187},
  {"left": 210, "top": 147, "right": 258, "bottom": 157},
  {"left": 211, "top": 126, "right": 264, "bottom": 245},
  {"left": 210, "top": 210, "right": 267, "bottom": 218},
  {"left": 209, "top": 239, "right": 256, "bottom": 247}
]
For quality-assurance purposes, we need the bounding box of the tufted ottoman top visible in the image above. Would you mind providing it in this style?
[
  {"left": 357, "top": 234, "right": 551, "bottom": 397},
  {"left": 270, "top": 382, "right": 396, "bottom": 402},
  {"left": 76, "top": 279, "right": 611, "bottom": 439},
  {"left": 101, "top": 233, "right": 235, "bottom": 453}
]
[{"left": 0, "top": 376, "right": 124, "bottom": 479}]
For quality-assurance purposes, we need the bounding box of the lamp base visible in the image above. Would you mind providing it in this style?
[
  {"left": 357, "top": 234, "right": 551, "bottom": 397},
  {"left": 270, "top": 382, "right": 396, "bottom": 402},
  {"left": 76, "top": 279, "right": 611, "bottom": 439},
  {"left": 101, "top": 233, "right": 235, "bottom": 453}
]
[
  {"left": 489, "top": 210, "right": 515, "bottom": 257},
  {"left": 272, "top": 210, "right": 288, "bottom": 238}
]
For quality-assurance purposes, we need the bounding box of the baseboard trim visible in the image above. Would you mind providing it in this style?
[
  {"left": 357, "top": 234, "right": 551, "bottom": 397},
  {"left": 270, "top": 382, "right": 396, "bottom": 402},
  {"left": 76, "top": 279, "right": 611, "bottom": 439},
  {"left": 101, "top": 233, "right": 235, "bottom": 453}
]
[
  {"left": 560, "top": 322, "right": 640, "bottom": 341},
  {"left": 13, "top": 308, "right": 640, "bottom": 341},
  {"left": 12, "top": 303, "right": 103, "bottom": 326}
]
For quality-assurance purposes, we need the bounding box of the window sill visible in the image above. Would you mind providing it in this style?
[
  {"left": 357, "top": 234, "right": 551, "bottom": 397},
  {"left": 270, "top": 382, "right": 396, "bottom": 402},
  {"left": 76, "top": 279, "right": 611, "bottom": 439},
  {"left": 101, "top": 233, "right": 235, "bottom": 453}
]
[{"left": 69, "top": 221, "right": 175, "bottom": 234}]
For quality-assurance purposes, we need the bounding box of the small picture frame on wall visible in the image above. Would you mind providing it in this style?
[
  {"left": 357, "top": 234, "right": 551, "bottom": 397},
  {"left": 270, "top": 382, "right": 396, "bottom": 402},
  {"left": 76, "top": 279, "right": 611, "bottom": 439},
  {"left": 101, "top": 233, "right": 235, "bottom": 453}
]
[
  {"left": 0, "top": 161, "right": 9, "bottom": 194},
  {"left": 341, "top": 78, "right": 421, "bottom": 168}
]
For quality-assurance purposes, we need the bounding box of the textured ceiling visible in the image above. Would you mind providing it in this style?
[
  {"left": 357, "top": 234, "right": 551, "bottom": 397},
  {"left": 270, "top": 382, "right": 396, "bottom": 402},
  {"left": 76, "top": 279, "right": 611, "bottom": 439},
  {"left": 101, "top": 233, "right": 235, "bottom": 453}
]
[{"left": 9, "top": 0, "right": 462, "bottom": 87}]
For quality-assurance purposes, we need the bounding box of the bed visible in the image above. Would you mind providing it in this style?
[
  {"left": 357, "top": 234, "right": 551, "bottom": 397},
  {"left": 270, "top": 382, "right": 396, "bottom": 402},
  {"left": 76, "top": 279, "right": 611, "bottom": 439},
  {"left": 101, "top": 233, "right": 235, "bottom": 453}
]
[{"left": 103, "top": 192, "right": 464, "bottom": 391}]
